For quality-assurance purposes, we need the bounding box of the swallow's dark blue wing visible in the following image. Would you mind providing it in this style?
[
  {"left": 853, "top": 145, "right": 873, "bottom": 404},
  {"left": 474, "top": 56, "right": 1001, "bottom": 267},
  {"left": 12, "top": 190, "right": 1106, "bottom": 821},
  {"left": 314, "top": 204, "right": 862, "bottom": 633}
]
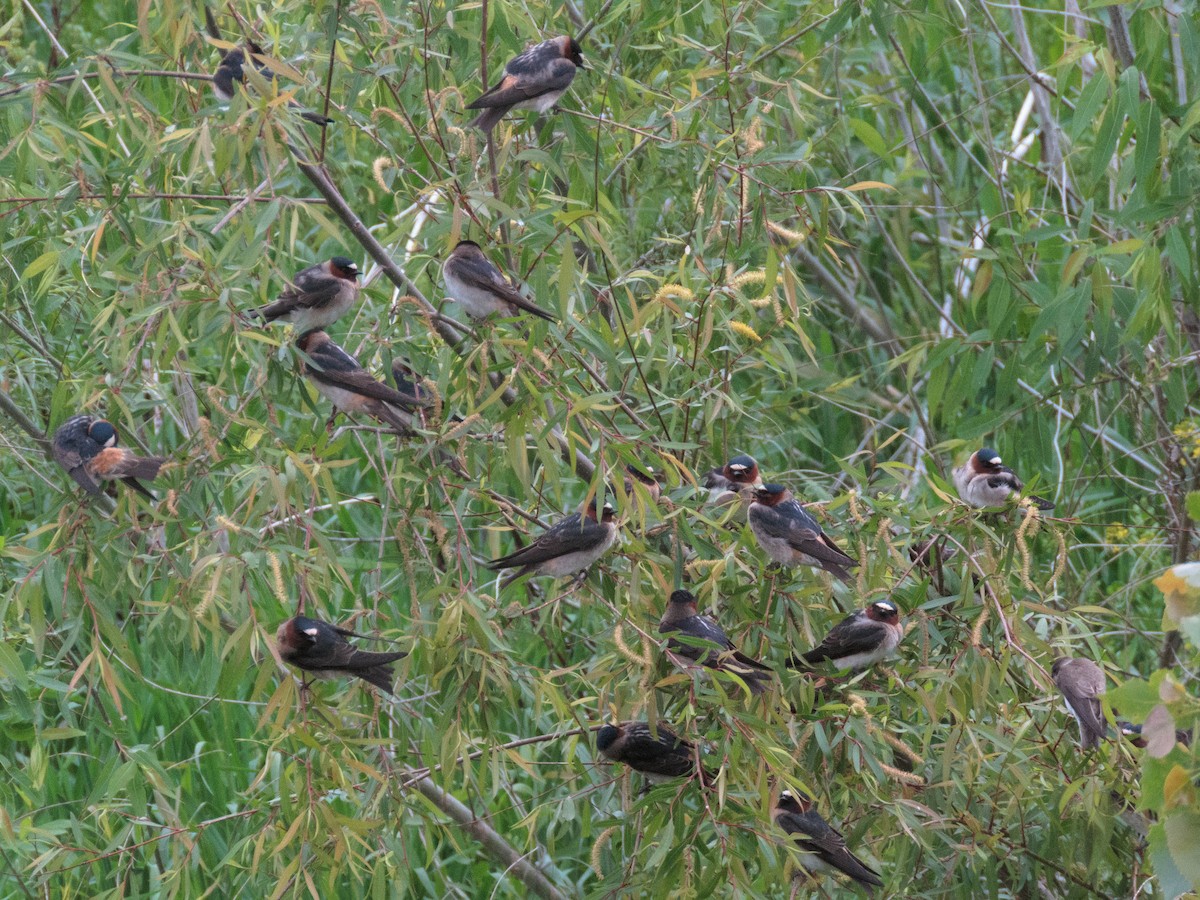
[{"left": 487, "top": 513, "right": 607, "bottom": 568}]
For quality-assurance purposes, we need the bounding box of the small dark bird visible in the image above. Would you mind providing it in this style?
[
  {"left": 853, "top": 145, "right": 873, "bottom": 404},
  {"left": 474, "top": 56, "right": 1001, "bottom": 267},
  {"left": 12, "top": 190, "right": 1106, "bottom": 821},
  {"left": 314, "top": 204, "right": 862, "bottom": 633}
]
[
  {"left": 659, "top": 589, "right": 772, "bottom": 695},
  {"left": 390, "top": 359, "right": 428, "bottom": 404},
  {"left": 748, "top": 484, "right": 857, "bottom": 584},
  {"left": 466, "top": 35, "right": 585, "bottom": 132},
  {"left": 704, "top": 454, "right": 762, "bottom": 507},
  {"left": 248, "top": 258, "right": 361, "bottom": 332},
  {"left": 275, "top": 615, "right": 407, "bottom": 693},
  {"left": 952, "top": 447, "right": 1054, "bottom": 510},
  {"left": 789, "top": 601, "right": 904, "bottom": 672},
  {"left": 623, "top": 464, "right": 661, "bottom": 502},
  {"left": 442, "top": 241, "right": 556, "bottom": 322},
  {"left": 297, "top": 330, "right": 429, "bottom": 433},
  {"left": 486, "top": 498, "right": 618, "bottom": 587},
  {"left": 773, "top": 790, "right": 883, "bottom": 891},
  {"left": 1052, "top": 657, "right": 1108, "bottom": 750},
  {"left": 52, "top": 414, "right": 166, "bottom": 499},
  {"left": 212, "top": 41, "right": 334, "bottom": 125},
  {"left": 595, "top": 720, "right": 709, "bottom": 783}
]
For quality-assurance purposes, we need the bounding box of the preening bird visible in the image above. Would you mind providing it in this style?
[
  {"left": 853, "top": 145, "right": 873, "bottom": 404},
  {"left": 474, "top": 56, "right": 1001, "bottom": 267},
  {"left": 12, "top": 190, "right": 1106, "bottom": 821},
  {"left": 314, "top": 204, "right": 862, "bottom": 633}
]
[
  {"left": 275, "top": 615, "right": 407, "bottom": 694},
  {"left": 52, "top": 414, "right": 166, "bottom": 500}
]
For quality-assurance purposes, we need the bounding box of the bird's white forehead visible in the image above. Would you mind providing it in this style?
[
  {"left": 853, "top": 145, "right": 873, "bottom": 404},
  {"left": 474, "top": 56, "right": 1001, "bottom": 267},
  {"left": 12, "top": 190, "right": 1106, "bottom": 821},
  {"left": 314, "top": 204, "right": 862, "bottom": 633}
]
[{"left": 303, "top": 627, "right": 320, "bottom": 637}]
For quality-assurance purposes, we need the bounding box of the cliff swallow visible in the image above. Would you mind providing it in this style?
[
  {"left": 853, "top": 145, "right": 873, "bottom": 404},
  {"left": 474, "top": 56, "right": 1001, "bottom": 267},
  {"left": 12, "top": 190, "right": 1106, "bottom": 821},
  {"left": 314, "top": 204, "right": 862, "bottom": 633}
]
[
  {"left": 212, "top": 42, "right": 334, "bottom": 125},
  {"left": 623, "top": 464, "right": 661, "bottom": 502},
  {"left": 442, "top": 241, "right": 556, "bottom": 322},
  {"left": 296, "top": 330, "right": 429, "bottom": 433},
  {"left": 659, "top": 589, "right": 772, "bottom": 695},
  {"left": 773, "top": 790, "right": 883, "bottom": 891},
  {"left": 788, "top": 601, "right": 904, "bottom": 672},
  {"left": 51, "top": 414, "right": 166, "bottom": 499},
  {"left": 1051, "top": 657, "right": 1108, "bottom": 750},
  {"left": 704, "top": 454, "right": 763, "bottom": 508},
  {"left": 748, "top": 484, "right": 857, "bottom": 584},
  {"left": 466, "top": 35, "right": 585, "bottom": 132},
  {"left": 486, "top": 497, "right": 618, "bottom": 587},
  {"left": 275, "top": 615, "right": 407, "bottom": 694},
  {"left": 595, "top": 720, "right": 709, "bottom": 783},
  {"left": 248, "top": 258, "right": 360, "bottom": 332},
  {"left": 952, "top": 448, "right": 1054, "bottom": 511}
]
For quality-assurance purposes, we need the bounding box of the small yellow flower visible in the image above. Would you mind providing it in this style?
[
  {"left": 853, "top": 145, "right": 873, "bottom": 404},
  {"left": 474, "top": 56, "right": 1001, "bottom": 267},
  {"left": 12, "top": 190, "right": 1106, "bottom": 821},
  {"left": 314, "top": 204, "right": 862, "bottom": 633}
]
[{"left": 729, "top": 321, "right": 762, "bottom": 342}]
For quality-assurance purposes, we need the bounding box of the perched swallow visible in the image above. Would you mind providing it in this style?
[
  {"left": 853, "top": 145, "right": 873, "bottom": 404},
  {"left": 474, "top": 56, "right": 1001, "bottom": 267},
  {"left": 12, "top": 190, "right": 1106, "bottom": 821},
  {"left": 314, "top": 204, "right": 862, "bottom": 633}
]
[
  {"left": 659, "top": 589, "right": 772, "bottom": 695},
  {"left": 789, "top": 601, "right": 904, "bottom": 672},
  {"left": 442, "top": 241, "right": 556, "bottom": 322},
  {"left": 1051, "top": 657, "right": 1108, "bottom": 750},
  {"left": 296, "top": 330, "right": 428, "bottom": 433},
  {"left": 51, "top": 414, "right": 166, "bottom": 499},
  {"left": 486, "top": 497, "right": 618, "bottom": 587},
  {"left": 623, "top": 463, "right": 661, "bottom": 502},
  {"left": 952, "top": 447, "right": 1054, "bottom": 511},
  {"left": 275, "top": 615, "right": 407, "bottom": 694},
  {"left": 466, "top": 35, "right": 585, "bottom": 132},
  {"left": 595, "top": 720, "right": 709, "bottom": 783},
  {"left": 248, "top": 258, "right": 360, "bottom": 332},
  {"left": 773, "top": 790, "right": 883, "bottom": 891},
  {"left": 703, "top": 454, "right": 762, "bottom": 506},
  {"left": 212, "top": 42, "right": 334, "bottom": 125},
  {"left": 748, "top": 484, "right": 857, "bottom": 584}
]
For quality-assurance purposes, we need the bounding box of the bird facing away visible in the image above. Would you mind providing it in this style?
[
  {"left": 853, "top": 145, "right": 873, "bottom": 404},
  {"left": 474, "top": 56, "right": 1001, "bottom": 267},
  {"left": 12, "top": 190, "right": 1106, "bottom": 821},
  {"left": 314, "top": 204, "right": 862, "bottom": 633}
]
[
  {"left": 1052, "top": 657, "right": 1108, "bottom": 750},
  {"left": 466, "top": 35, "right": 585, "bottom": 132},
  {"left": 704, "top": 454, "right": 763, "bottom": 510},
  {"left": 276, "top": 615, "right": 407, "bottom": 694},
  {"left": 952, "top": 447, "right": 1054, "bottom": 511},
  {"left": 296, "top": 330, "right": 429, "bottom": 433},
  {"left": 659, "top": 589, "right": 772, "bottom": 695},
  {"left": 211, "top": 41, "right": 334, "bottom": 125},
  {"left": 51, "top": 414, "right": 166, "bottom": 500},
  {"left": 789, "top": 601, "right": 904, "bottom": 672},
  {"left": 486, "top": 498, "right": 618, "bottom": 587},
  {"left": 748, "top": 484, "right": 857, "bottom": 584},
  {"left": 442, "top": 241, "right": 556, "bottom": 322},
  {"left": 623, "top": 463, "right": 662, "bottom": 502},
  {"left": 773, "top": 790, "right": 883, "bottom": 891},
  {"left": 595, "top": 720, "right": 709, "bottom": 783},
  {"left": 247, "top": 257, "right": 360, "bottom": 332}
]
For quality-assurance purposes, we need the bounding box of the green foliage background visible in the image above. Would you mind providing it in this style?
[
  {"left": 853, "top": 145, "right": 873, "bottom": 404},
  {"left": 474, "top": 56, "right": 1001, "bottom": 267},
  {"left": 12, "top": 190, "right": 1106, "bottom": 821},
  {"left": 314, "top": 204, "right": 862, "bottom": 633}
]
[{"left": 2, "top": 0, "right": 1200, "bottom": 895}]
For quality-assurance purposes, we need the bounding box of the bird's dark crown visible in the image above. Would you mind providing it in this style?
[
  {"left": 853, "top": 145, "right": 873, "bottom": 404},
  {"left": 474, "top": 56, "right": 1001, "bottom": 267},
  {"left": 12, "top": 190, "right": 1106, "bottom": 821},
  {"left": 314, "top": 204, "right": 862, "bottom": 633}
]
[
  {"left": 754, "top": 483, "right": 787, "bottom": 502},
  {"left": 88, "top": 419, "right": 117, "bottom": 446},
  {"left": 564, "top": 37, "right": 585, "bottom": 67},
  {"left": 454, "top": 239, "right": 482, "bottom": 251},
  {"left": 777, "top": 789, "right": 812, "bottom": 813},
  {"left": 668, "top": 589, "right": 696, "bottom": 606},
  {"left": 296, "top": 330, "right": 327, "bottom": 352},
  {"left": 1050, "top": 657, "right": 1069, "bottom": 677},
  {"left": 596, "top": 724, "right": 620, "bottom": 751},
  {"left": 726, "top": 454, "right": 757, "bottom": 473},
  {"left": 626, "top": 463, "right": 656, "bottom": 484},
  {"left": 976, "top": 447, "right": 1002, "bottom": 467},
  {"left": 330, "top": 256, "right": 359, "bottom": 278},
  {"left": 869, "top": 600, "right": 899, "bottom": 621}
]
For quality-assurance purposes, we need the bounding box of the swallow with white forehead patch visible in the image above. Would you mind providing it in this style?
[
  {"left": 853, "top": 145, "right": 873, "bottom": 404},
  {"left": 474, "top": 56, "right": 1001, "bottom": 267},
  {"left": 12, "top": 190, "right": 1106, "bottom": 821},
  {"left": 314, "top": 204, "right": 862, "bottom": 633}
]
[
  {"left": 952, "top": 447, "right": 1054, "bottom": 511},
  {"left": 1051, "top": 657, "right": 1108, "bottom": 750},
  {"left": 296, "top": 330, "right": 429, "bottom": 433},
  {"left": 247, "top": 257, "right": 360, "bottom": 332},
  {"left": 704, "top": 454, "right": 762, "bottom": 508},
  {"left": 52, "top": 414, "right": 166, "bottom": 500},
  {"left": 748, "top": 484, "right": 857, "bottom": 584},
  {"left": 595, "top": 721, "right": 710, "bottom": 784},
  {"left": 773, "top": 790, "right": 883, "bottom": 891},
  {"left": 276, "top": 615, "right": 407, "bottom": 694},
  {"left": 788, "top": 601, "right": 904, "bottom": 672},
  {"left": 486, "top": 497, "right": 618, "bottom": 588},
  {"left": 623, "top": 463, "right": 662, "bottom": 502},
  {"left": 466, "top": 35, "right": 585, "bottom": 132},
  {"left": 442, "top": 241, "right": 556, "bottom": 322},
  {"left": 659, "top": 589, "right": 772, "bottom": 695}
]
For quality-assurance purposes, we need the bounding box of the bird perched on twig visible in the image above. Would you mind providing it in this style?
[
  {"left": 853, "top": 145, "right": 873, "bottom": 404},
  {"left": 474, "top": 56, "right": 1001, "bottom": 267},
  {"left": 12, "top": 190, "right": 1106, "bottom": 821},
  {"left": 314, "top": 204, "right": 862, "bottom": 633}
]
[
  {"left": 466, "top": 36, "right": 586, "bottom": 132},
  {"left": 276, "top": 615, "right": 407, "bottom": 694},
  {"left": 595, "top": 720, "right": 711, "bottom": 784},
  {"left": 442, "top": 241, "right": 556, "bottom": 322},
  {"left": 788, "top": 601, "right": 904, "bottom": 672},
  {"left": 659, "top": 589, "right": 772, "bottom": 695},
  {"left": 246, "top": 257, "right": 361, "bottom": 333},
  {"left": 773, "top": 789, "right": 883, "bottom": 892},
  {"left": 748, "top": 484, "right": 857, "bottom": 584},
  {"left": 296, "top": 330, "right": 429, "bottom": 434},
  {"left": 52, "top": 414, "right": 166, "bottom": 500},
  {"left": 1051, "top": 656, "right": 1108, "bottom": 750},
  {"left": 952, "top": 447, "right": 1054, "bottom": 511},
  {"left": 486, "top": 497, "right": 618, "bottom": 588}
]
